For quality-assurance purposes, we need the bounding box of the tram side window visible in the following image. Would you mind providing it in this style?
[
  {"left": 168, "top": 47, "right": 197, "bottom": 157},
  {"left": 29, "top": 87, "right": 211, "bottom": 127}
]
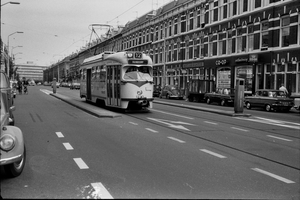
[
  {"left": 96, "top": 66, "right": 100, "bottom": 79},
  {"left": 82, "top": 69, "right": 86, "bottom": 80},
  {"left": 100, "top": 65, "right": 106, "bottom": 82},
  {"left": 92, "top": 66, "right": 96, "bottom": 79}
]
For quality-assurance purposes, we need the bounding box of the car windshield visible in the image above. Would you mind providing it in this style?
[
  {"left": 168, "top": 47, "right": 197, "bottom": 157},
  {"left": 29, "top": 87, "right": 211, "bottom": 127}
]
[
  {"left": 124, "top": 65, "right": 152, "bottom": 81},
  {"left": 0, "top": 94, "right": 6, "bottom": 122}
]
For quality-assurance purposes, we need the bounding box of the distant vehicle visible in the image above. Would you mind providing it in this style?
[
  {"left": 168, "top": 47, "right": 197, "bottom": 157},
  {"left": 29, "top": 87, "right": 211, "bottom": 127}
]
[
  {"left": 43, "top": 81, "right": 51, "bottom": 86},
  {"left": 153, "top": 85, "right": 161, "bottom": 97},
  {"left": 0, "top": 90, "right": 26, "bottom": 178},
  {"left": 244, "top": 89, "right": 294, "bottom": 112},
  {"left": 204, "top": 88, "right": 235, "bottom": 106},
  {"left": 159, "top": 85, "right": 184, "bottom": 100},
  {"left": 70, "top": 82, "right": 80, "bottom": 90}
]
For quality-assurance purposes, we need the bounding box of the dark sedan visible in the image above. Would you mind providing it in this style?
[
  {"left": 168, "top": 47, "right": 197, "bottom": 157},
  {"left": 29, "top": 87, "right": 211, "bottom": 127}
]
[
  {"left": 204, "top": 88, "right": 235, "bottom": 106},
  {"left": 244, "top": 89, "right": 294, "bottom": 112},
  {"left": 159, "top": 85, "right": 184, "bottom": 100}
]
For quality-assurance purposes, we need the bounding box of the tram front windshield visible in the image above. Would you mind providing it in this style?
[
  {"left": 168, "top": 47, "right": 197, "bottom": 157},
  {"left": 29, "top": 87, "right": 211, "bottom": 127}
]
[{"left": 124, "top": 66, "right": 152, "bottom": 81}]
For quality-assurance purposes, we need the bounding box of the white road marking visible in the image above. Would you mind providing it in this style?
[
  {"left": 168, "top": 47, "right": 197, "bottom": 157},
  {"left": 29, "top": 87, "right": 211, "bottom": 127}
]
[
  {"left": 267, "top": 135, "right": 292, "bottom": 142},
  {"left": 231, "top": 127, "right": 249, "bottom": 132},
  {"left": 252, "top": 168, "right": 295, "bottom": 184},
  {"left": 200, "top": 149, "right": 227, "bottom": 158},
  {"left": 148, "top": 118, "right": 194, "bottom": 131},
  {"left": 204, "top": 121, "right": 218, "bottom": 125},
  {"left": 145, "top": 128, "right": 158, "bottom": 133},
  {"left": 129, "top": 122, "right": 138, "bottom": 125},
  {"left": 56, "top": 132, "right": 64, "bottom": 138},
  {"left": 168, "top": 137, "right": 186, "bottom": 143},
  {"left": 40, "top": 89, "right": 52, "bottom": 95},
  {"left": 236, "top": 117, "right": 300, "bottom": 130},
  {"left": 73, "top": 158, "right": 89, "bottom": 169},
  {"left": 91, "top": 182, "right": 114, "bottom": 199},
  {"left": 151, "top": 109, "right": 195, "bottom": 119},
  {"left": 63, "top": 143, "right": 74, "bottom": 150}
]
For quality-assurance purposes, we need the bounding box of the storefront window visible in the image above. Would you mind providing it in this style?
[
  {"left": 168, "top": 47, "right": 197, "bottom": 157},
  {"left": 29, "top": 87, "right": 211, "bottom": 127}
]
[
  {"left": 277, "top": 64, "right": 285, "bottom": 72},
  {"left": 236, "top": 66, "right": 252, "bottom": 93},
  {"left": 217, "top": 67, "right": 231, "bottom": 88}
]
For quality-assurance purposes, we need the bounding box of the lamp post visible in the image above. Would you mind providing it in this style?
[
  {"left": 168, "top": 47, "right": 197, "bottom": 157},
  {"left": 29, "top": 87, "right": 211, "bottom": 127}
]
[
  {"left": 1, "top": 1, "right": 20, "bottom": 6},
  {"left": 7, "top": 31, "right": 23, "bottom": 78}
]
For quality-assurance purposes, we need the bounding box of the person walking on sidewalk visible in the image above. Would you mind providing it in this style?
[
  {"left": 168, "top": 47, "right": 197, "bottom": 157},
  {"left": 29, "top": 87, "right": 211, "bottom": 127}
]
[{"left": 279, "top": 83, "right": 289, "bottom": 96}]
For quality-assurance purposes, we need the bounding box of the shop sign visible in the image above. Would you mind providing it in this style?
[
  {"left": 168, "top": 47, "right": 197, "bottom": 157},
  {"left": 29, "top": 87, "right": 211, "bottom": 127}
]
[
  {"left": 215, "top": 59, "right": 228, "bottom": 66},
  {"left": 249, "top": 54, "right": 258, "bottom": 62},
  {"left": 182, "top": 61, "right": 204, "bottom": 68},
  {"left": 235, "top": 58, "right": 248, "bottom": 63}
]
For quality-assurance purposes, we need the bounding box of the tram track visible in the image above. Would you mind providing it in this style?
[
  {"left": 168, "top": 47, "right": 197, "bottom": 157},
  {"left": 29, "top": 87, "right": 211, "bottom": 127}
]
[{"left": 126, "top": 112, "right": 300, "bottom": 171}]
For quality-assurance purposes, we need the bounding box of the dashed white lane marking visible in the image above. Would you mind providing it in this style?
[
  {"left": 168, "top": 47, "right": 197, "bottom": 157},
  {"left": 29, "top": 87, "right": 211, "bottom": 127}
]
[
  {"left": 63, "top": 143, "right": 74, "bottom": 150},
  {"left": 145, "top": 128, "right": 158, "bottom": 133},
  {"left": 231, "top": 127, "right": 249, "bottom": 132},
  {"left": 129, "top": 122, "right": 138, "bottom": 125},
  {"left": 267, "top": 135, "right": 292, "bottom": 142},
  {"left": 252, "top": 168, "right": 295, "bottom": 184},
  {"left": 204, "top": 121, "right": 218, "bottom": 125},
  {"left": 200, "top": 149, "right": 227, "bottom": 158},
  {"left": 56, "top": 132, "right": 64, "bottom": 138},
  {"left": 168, "top": 137, "right": 186, "bottom": 143},
  {"left": 74, "top": 158, "right": 89, "bottom": 169},
  {"left": 151, "top": 109, "right": 195, "bottom": 120},
  {"left": 91, "top": 182, "right": 114, "bottom": 199}
]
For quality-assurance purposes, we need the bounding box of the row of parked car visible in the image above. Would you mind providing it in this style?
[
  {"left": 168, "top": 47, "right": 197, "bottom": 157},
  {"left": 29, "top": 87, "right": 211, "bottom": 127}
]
[
  {"left": 0, "top": 70, "right": 26, "bottom": 178},
  {"left": 44, "top": 81, "right": 80, "bottom": 90},
  {"left": 153, "top": 84, "right": 300, "bottom": 112}
]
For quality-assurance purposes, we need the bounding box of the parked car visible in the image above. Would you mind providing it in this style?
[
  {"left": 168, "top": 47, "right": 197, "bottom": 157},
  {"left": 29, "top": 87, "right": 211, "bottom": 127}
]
[
  {"left": 70, "top": 82, "right": 80, "bottom": 90},
  {"left": 1, "top": 71, "right": 15, "bottom": 125},
  {"left": 290, "top": 93, "right": 300, "bottom": 111},
  {"left": 159, "top": 85, "right": 184, "bottom": 99},
  {"left": 153, "top": 85, "right": 161, "bottom": 97},
  {"left": 0, "top": 91, "right": 26, "bottom": 178},
  {"left": 244, "top": 89, "right": 294, "bottom": 112},
  {"left": 204, "top": 88, "right": 235, "bottom": 106}
]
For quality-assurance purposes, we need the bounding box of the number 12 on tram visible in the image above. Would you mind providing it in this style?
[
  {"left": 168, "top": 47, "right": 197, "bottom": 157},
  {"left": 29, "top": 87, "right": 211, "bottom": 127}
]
[{"left": 79, "top": 51, "right": 154, "bottom": 110}]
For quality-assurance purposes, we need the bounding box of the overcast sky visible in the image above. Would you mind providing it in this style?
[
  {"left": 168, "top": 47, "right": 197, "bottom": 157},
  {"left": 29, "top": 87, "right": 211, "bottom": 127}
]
[{"left": 1, "top": 0, "right": 169, "bottom": 66}]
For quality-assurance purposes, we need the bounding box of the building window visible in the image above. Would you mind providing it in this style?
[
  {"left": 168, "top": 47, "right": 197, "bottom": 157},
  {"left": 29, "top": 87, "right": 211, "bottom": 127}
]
[
  {"left": 228, "top": 0, "right": 237, "bottom": 18},
  {"left": 261, "top": 21, "right": 269, "bottom": 49},
  {"left": 248, "top": 24, "right": 254, "bottom": 52},
  {"left": 189, "top": 12, "right": 194, "bottom": 30},
  {"left": 181, "top": 14, "right": 186, "bottom": 33},
  {"left": 218, "top": 32, "right": 227, "bottom": 55},
  {"left": 174, "top": 18, "right": 178, "bottom": 35},
  {"left": 169, "top": 21, "right": 172, "bottom": 37},
  {"left": 236, "top": 27, "right": 246, "bottom": 53}
]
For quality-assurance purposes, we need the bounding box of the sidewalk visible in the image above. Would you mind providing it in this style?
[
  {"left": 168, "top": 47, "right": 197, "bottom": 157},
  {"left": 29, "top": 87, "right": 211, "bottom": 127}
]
[{"left": 50, "top": 92, "right": 252, "bottom": 118}]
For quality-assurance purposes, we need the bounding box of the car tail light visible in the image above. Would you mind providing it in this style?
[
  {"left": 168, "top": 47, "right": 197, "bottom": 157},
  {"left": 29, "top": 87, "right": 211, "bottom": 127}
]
[{"left": 0, "top": 134, "right": 15, "bottom": 151}]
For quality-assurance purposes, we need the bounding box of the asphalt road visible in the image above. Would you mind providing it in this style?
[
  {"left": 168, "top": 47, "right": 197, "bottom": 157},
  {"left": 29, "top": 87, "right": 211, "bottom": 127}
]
[{"left": 1, "top": 86, "right": 299, "bottom": 199}]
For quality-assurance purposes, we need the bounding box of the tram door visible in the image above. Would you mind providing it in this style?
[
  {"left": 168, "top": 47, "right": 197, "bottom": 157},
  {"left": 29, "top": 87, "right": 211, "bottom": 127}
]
[
  {"left": 106, "top": 65, "right": 121, "bottom": 107},
  {"left": 86, "top": 68, "right": 92, "bottom": 101}
]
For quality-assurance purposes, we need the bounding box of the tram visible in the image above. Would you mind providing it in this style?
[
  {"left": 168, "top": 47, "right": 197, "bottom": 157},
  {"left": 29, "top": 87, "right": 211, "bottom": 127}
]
[{"left": 79, "top": 51, "right": 154, "bottom": 110}]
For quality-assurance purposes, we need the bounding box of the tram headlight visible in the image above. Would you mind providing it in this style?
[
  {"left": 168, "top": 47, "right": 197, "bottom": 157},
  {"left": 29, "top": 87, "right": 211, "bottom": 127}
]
[{"left": 127, "top": 53, "right": 133, "bottom": 58}]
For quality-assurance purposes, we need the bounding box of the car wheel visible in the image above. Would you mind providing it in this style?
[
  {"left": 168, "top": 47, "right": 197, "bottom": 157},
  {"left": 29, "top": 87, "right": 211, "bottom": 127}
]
[
  {"left": 4, "top": 146, "right": 26, "bottom": 177},
  {"left": 265, "top": 104, "right": 271, "bottom": 112},
  {"left": 206, "top": 98, "right": 211, "bottom": 104},
  {"left": 220, "top": 99, "right": 226, "bottom": 106},
  {"left": 246, "top": 102, "right": 251, "bottom": 109}
]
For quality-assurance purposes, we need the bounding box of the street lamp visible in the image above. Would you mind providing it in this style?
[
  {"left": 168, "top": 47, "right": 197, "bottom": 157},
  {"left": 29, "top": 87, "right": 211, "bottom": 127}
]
[
  {"left": 11, "top": 45, "right": 23, "bottom": 57},
  {"left": 1, "top": 1, "right": 20, "bottom": 6},
  {"left": 7, "top": 31, "right": 23, "bottom": 78}
]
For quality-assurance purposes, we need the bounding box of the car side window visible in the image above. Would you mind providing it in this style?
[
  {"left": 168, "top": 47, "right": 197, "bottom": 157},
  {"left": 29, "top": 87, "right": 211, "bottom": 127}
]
[
  {"left": 262, "top": 91, "right": 269, "bottom": 97},
  {"left": 255, "top": 91, "right": 261, "bottom": 96}
]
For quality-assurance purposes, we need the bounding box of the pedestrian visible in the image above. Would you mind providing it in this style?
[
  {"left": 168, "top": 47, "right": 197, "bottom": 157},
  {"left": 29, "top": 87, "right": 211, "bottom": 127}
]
[
  {"left": 279, "top": 83, "right": 289, "bottom": 96},
  {"left": 17, "top": 79, "right": 22, "bottom": 94}
]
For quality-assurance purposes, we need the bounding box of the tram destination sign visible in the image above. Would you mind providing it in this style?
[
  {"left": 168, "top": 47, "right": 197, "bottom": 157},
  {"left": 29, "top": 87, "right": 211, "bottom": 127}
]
[{"left": 128, "top": 60, "right": 148, "bottom": 64}]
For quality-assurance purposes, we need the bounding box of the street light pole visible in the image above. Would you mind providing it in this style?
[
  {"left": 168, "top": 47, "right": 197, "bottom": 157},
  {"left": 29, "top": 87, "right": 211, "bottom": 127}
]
[{"left": 7, "top": 31, "right": 23, "bottom": 78}]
